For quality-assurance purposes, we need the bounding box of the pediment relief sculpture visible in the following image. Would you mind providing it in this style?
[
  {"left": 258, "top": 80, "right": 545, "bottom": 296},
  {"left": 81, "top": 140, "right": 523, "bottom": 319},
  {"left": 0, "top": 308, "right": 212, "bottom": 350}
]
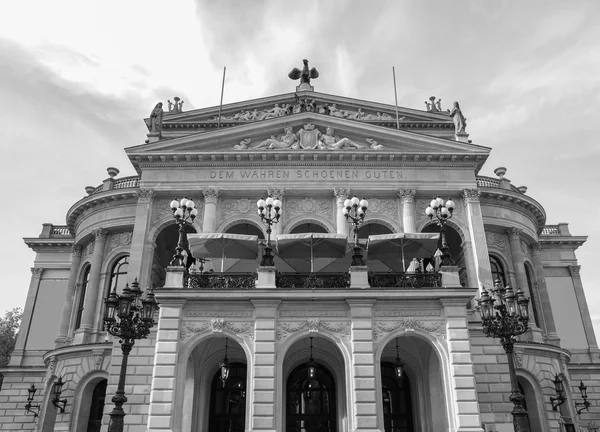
[
  {"left": 210, "top": 102, "right": 401, "bottom": 123},
  {"left": 233, "top": 124, "right": 383, "bottom": 151}
]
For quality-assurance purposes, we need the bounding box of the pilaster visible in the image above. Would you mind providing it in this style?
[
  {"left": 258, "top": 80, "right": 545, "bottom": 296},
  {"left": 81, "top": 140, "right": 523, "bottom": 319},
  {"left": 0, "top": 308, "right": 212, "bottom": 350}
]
[
  {"left": 461, "top": 189, "right": 493, "bottom": 291},
  {"left": 398, "top": 189, "right": 416, "bottom": 233},
  {"left": 506, "top": 228, "right": 543, "bottom": 342},
  {"left": 334, "top": 188, "right": 350, "bottom": 235},
  {"left": 202, "top": 187, "right": 220, "bottom": 233},
  {"left": 347, "top": 299, "right": 381, "bottom": 432},
  {"left": 10, "top": 267, "right": 43, "bottom": 365},
  {"left": 76, "top": 227, "right": 108, "bottom": 344},
  {"left": 147, "top": 299, "right": 186, "bottom": 432},
  {"left": 55, "top": 245, "right": 83, "bottom": 347},
  {"left": 250, "top": 300, "right": 280, "bottom": 432},
  {"left": 569, "top": 265, "right": 599, "bottom": 350},
  {"left": 128, "top": 189, "right": 155, "bottom": 289},
  {"left": 441, "top": 298, "right": 484, "bottom": 432},
  {"left": 531, "top": 243, "right": 560, "bottom": 345},
  {"left": 461, "top": 241, "right": 478, "bottom": 289}
]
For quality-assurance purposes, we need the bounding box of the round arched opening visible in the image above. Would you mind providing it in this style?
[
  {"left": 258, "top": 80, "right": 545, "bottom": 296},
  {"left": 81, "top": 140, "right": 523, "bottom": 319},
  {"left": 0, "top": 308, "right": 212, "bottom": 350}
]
[
  {"left": 421, "top": 223, "right": 465, "bottom": 285},
  {"left": 152, "top": 223, "right": 198, "bottom": 287},
  {"left": 225, "top": 223, "right": 265, "bottom": 239},
  {"left": 209, "top": 363, "right": 247, "bottom": 432},
  {"left": 358, "top": 222, "right": 393, "bottom": 239},
  {"left": 290, "top": 222, "right": 329, "bottom": 234}
]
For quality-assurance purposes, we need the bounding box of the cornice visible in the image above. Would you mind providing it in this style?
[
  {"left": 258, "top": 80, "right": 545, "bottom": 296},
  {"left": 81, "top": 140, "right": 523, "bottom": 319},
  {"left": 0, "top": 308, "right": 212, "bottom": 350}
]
[
  {"left": 24, "top": 238, "right": 74, "bottom": 251},
  {"left": 42, "top": 342, "right": 112, "bottom": 362},
  {"left": 538, "top": 235, "right": 587, "bottom": 249},
  {"left": 66, "top": 189, "right": 138, "bottom": 235},
  {"left": 479, "top": 188, "right": 546, "bottom": 234},
  {"left": 514, "top": 341, "right": 572, "bottom": 362}
]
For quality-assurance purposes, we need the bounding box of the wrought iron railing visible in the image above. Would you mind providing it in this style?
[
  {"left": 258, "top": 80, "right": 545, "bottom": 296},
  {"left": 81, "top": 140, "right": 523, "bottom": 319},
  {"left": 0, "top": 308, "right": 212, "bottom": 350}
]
[
  {"left": 368, "top": 272, "right": 441, "bottom": 288},
  {"left": 186, "top": 273, "right": 256, "bottom": 289},
  {"left": 276, "top": 273, "right": 350, "bottom": 289}
]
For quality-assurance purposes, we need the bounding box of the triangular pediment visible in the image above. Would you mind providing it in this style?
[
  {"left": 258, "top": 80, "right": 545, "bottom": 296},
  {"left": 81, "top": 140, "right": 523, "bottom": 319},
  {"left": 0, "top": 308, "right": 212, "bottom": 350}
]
[
  {"left": 128, "top": 113, "right": 489, "bottom": 173},
  {"left": 151, "top": 91, "right": 456, "bottom": 141}
]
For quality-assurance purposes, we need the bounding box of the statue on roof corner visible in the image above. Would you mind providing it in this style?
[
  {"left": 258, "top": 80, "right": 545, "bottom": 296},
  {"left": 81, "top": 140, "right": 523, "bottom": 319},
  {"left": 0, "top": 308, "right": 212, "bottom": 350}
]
[
  {"left": 450, "top": 101, "right": 467, "bottom": 134},
  {"left": 149, "top": 102, "right": 163, "bottom": 134},
  {"left": 289, "top": 59, "right": 319, "bottom": 90}
]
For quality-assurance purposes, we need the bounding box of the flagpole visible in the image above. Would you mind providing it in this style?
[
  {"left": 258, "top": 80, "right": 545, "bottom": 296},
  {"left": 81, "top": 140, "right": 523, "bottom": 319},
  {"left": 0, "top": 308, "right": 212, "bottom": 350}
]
[
  {"left": 217, "top": 67, "right": 226, "bottom": 129},
  {"left": 392, "top": 66, "right": 400, "bottom": 130}
]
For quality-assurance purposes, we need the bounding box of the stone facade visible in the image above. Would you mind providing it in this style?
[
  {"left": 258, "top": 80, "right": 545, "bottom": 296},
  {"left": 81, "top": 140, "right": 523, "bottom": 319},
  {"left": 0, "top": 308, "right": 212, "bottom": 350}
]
[{"left": 1, "top": 89, "right": 597, "bottom": 432}]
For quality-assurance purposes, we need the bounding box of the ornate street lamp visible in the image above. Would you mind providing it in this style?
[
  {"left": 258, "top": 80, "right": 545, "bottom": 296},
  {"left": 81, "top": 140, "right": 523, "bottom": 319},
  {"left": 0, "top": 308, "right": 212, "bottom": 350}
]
[
  {"left": 575, "top": 380, "right": 591, "bottom": 415},
  {"left": 477, "top": 279, "right": 531, "bottom": 432},
  {"left": 343, "top": 196, "right": 369, "bottom": 266},
  {"left": 257, "top": 195, "right": 282, "bottom": 266},
  {"left": 51, "top": 377, "right": 67, "bottom": 413},
  {"left": 169, "top": 197, "right": 198, "bottom": 266},
  {"left": 425, "top": 197, "right": 455, "bottom": 265},
  {"left": 104, "top": 278, "right": 158, "bottom": 432},
  {"left": 550, "top": 374, "right": 566, "bottom": 410},
  {"left": 24, "top": 384, "right": 40, "bottom": 417}
]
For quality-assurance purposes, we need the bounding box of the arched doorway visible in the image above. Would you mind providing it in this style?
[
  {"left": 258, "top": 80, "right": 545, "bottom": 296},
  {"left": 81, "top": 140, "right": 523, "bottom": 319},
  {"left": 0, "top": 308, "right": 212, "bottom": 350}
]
[
  {"left": 286, "top": 362, "right": 336, "bottom": 432},
  {"left": 87, "top": 379, "right": 107, "bottom": 432},
  {"left": 209, "top": 363, "right": 247, "bottom": 432},
  {"left": 381, "top": 363, "right": 414, "bottom": 432}
]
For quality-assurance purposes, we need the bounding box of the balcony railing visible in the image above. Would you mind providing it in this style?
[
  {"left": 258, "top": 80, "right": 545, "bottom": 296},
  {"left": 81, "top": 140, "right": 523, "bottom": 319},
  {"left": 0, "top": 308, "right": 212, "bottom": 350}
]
[
  {"left": 368, "top": 272, "right": 442, "bottom": 289},
  {"left": 186, "top": 272, "right": 256, "bottom": 290},
  {"left": 276, "top": 273, "right": 350, "bottom": 289}
]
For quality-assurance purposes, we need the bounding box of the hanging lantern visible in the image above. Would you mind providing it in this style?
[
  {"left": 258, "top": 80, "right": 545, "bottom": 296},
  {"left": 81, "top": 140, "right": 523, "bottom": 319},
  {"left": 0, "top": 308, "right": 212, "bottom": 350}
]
[
  {"left": 394, "top": 338, "right": 405, "bottom": 384},
  {"left": 307, "top": 337, "right": 317, "bottom": 379},
  {"left": 219, "top": 338, "right": 230, "bottom": 387}
]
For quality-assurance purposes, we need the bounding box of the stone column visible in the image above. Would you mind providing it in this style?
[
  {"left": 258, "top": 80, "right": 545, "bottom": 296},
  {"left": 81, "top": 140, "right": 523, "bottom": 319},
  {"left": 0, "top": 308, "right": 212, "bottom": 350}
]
[
  {"left": 250, "top": 300, "right": 279, "bottom": 432},
  {"left": 462, "top": 189, "right": 493, "bottom": 291},
  {"left": 569, "top": 265, "right": 599, "bottom": 350},
  {"left": 202, "top": 187, "right": 220, "bottom": 233},
  {"left": 531, "top": 243, "right": 560, "bottom": 345},
  {"left": 267, "top": 188, "right": 284, "bottom": 237},
  {"left": 506, "top": 228, "right": 543, "bottom": 341},
  {"left": 442, "top": 298, "right": 485, "bottom": 432},
  {"left": 347, "top": 299, "right": 379, "bottom": 432},
  {"left": 77, "top": 227, "right": 108, "bottom": 343},
  {"left": 127, "top": 189, "right": 155, "bottom": 288},
  {"left": 147, "top": 299, "right": 186, "bottom": 432},
  {"left": 55, "top": 245, "right": 83, "bottom": 347},
  {"left": 334, "top": 188, "right": 350, "bottom": 235},
  {"left": 10, "top": 267, "right": 43, "bottom": 366},
  {"left": 398, "top": 189, "right": 416, "bottom": 233}
]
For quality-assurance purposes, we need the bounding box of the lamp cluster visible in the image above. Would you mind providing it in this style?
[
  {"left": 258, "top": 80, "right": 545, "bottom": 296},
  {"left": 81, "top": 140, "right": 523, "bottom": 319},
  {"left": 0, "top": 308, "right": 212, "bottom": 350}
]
[
  {"left": 477, "top": 279, "right": 530, "bottom": 345},
  {"left": 257, "top": 196, "right": 282, "bottom": 266},
  {"left": 425, "top": 197, "right": 455, "bottom": 266},
  {"left": 342, "top": 196, "right": 369, "bottom": 266},
  {"left": 169, "top": 197, "right": 198, "bottom": 266}
]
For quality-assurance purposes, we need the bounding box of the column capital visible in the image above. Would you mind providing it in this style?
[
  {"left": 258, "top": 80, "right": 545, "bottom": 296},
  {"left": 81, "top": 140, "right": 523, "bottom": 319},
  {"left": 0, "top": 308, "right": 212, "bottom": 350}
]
[
  {"left": 397, "top": 189, "right": 416, "bottom": 202},
  {"left": 135, "top": 188, "right": 155, "bottom": 201},
  {"left": 92, "top": 227, "right": 109, "bottom": 241},
  {"left": 531, "top": 242, "right": 542, "bottom": 255},
  {"left": 506, "top": 227, "right": 523, "bottom": 241},
  {"left": 568, "top": 265, "right": 581, "bottom": 276},
  {"left": 71, "top": 244, "right": 84, "bottom": 257},
  {"left": 461, "top": 188, "right": 480, "bottom": 203},
  {"left": 267, "top": 187, "right": 284, "bottom": 198},
  {"left": 202, "top": 187, "right": 220, "bottom": 203},
  {"left": 333, "top": 187, "right": 350, "bottom": 199},
  {"left": 30, "top": 267, "right": 43, "bottom": 278}
]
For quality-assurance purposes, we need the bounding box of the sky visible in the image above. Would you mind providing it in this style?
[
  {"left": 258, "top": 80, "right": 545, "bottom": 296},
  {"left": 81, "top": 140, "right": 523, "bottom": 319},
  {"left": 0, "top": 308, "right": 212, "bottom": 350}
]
[{"left": 1, "top": 1, "right": 599, "bottom": 335}]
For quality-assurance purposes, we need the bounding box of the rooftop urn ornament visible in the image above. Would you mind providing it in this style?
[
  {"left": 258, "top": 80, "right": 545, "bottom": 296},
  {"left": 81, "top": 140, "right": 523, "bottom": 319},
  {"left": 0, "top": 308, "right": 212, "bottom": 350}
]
[
  {"left": 289, "top": 59, "right": 319, "bottom": 91},
  {"left": 168, "top": 96, "right": 184, "bottom": 113}
]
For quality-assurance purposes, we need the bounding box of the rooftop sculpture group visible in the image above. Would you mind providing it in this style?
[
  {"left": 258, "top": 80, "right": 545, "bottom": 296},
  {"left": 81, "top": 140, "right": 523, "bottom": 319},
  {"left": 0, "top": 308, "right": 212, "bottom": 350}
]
[{"left": 233, "top": 124, "right": 383, "bottom": 151}]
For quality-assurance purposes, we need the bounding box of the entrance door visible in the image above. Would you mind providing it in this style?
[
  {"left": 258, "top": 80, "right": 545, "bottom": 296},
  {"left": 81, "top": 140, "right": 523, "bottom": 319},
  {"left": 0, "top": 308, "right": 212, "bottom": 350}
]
[
  {"left": 208, "top": 363, "right": 247, "bottom": 432},
  {"left": 286, "top": 362, "right": 336, "bottom": 432},
  {"left": 381, "top": 362, "right": 414, "bottom": 432},
  {"left": 87, "top": 379, "right": 107, "bottom": 432}
]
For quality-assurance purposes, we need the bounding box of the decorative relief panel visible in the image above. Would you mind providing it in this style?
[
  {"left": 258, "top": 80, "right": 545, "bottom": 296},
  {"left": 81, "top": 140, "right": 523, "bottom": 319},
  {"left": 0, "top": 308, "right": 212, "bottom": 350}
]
[
  {"left": 220, "top": 198, "right": 255, "bottom": 219},
  {"left": 287, "top": 198, "right": 332, "bottom": 217},
  {"left": 153, "top": 198, "right": 204, "bottom": 225},
  {"left": 486, "top": 232, "right": 506, "bottom": 250},
  {"left": 366, "top": 199, "right": 398, "bottom": 217},
  {"left": 107, "top": 232, "right": 132, "bottom": 252},
  {"left": 373, "top": 319, "right": 446, "bottom": 341},
  {"left": 186, "top": 311, "right": 253, "bottom": 318},
  {"left": 83, "top": 241, "right": 94, "bottom": 258},
  {"left": 276, "top": 320, "right": 350, "bottom": 340},
  {"left": 180, "top": 320, "right": 254, "bottom": 341},
  {"left": 279, "top": 310, "right": 347, "bottom": 318},
  {"left": 374, "top": 310, "right": 440, "bottom": 317},
  {"left": 520, "top": 240, "right": 529, "bottom": 257}
]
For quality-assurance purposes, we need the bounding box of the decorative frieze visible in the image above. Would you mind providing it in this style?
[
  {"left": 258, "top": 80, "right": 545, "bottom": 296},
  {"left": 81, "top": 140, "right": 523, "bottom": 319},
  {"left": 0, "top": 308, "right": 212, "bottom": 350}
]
[
  {"left": 220, "top": 198, "right": 256, "bottom": 219},
  {"left": 276, "top": 320, "right": 350, "bottom": 340},
  {"left": 367, "top": 198, "right": 397, "bottom": 216},
  {"left": 279, "top": 310, "right": 347, "bottom": 318},
  {"left": 84, "top": 241, "right": 95, "bottom": 257},
  {"left": 520, "top": 240, "right": 529, "bottom": 257},
  {"left": 186, "top": 311, "right": 253, "bottom": 317},
  {"left": 107, "top": 232, "right": 132, "bottom": 252},
  {"left": 180, "top": 322, "right": 211, "bottom": 340},
  {"left": 287, "top": 197, "right": 332, "bottom": 215},
  {"left": 373, "top": 319, "right": 446, "bottom": 341},
  {"left": 374, "top": 310, "right": 440, "bottom": 317},
  {"left": 486, "top": 232, "right": 506, "bottom": 250},
  {"left": 180, "top": 319, "right": 255, "bottom": 341}
]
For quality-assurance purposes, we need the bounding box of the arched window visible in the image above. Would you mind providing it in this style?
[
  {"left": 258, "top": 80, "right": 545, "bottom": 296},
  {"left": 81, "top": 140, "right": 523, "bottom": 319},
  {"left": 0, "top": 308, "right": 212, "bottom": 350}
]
[
  {"left": 525, "top": 263, "right": 540, "bottom": 326},
  {"left": 489, "top": 255, "right": 507, "bottom": 287},
  {"left": 75, "top": 265, "right": 91, "bottom": 329},
  {"left": 108, "top": 256, "right": 129, "bottom": 296},
  {"left": 209, "top": 363, "right": 247, "bottom": 432},
  {"left": 381, "top": 362, "right": 414, "bottom": 432},
  {"left": 87, "top": 379, "right": 107, "bottom": 432}
]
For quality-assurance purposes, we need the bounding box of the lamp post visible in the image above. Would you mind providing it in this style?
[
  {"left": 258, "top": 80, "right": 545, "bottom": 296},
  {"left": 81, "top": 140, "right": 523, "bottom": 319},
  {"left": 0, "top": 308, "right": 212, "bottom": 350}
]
[
  {"left": 104, "top": 278, "right": 158, "bottom": 432},
  {"left": 343, "top": 196, "right": 369, "bottom": 266},
  {"left": 169, "top": 197, "right": 198, "bottom": 266},
  {"left": 257, "top": 195, "right": 282, "bottom": 266},
  {"left": 477, "top": 279, "right": 531, "bottom": 432},
  {"left": 425, "top": 197, "right": 455, "bottom": 265}
]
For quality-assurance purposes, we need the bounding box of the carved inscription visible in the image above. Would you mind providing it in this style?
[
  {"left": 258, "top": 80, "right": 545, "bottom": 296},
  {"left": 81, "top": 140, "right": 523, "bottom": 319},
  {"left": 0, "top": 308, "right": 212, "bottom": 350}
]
[{"left": 209, "top": 169, "right": 405, "bottom": 181}]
